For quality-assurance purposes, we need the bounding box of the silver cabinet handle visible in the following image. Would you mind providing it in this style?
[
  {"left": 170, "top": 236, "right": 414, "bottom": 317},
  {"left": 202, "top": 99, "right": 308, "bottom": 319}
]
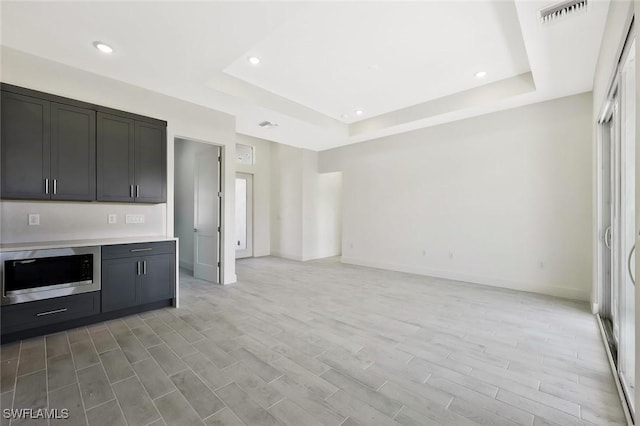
[
  {"left": 136, "top": 185, "right": 140, "bottom": 198},
  {"left": 53, "top": 179, "right": 57, "bottom": 195},
  {"left": 137, "top": 261, "right": 141, "bottom": 276},
  {"left": 45, "top": 178, "right": 49, "bottom": 194},
  {"left": 130, "top": 248, "right": 153, "bottom": 253},
  {"left": 36, "top": 308, "right": 67, "bottom": 317},
  {"left": 604, "top": 226, "right": 612, "bottom": 249},
  {"left": 628, "top": 244, "right": 635, "bottom": 285},
  {"left": 143, "top": 260, "right": 147, "bottom": 275},
  {"left": 130, "top": 185, "right": 134, "bottom": 198}
]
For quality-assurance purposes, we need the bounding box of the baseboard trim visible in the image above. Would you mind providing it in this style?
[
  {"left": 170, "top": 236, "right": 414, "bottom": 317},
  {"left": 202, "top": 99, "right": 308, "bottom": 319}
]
[
  {"left": 179, "top": 260, "right": 193, "bottom": 272},
  {"left": 270, "top": 251, "right": 304, "bottom": 261},
  {"left": 341, "top": 257, "right": 590, "bottom": 301}
]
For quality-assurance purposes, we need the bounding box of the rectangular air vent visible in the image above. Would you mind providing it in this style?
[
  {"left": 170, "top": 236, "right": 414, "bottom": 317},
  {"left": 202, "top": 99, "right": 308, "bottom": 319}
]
[
  {"left": 539, "top": 0, "right": 587, "bottom": 24},
  {"left": 258, "top": 120, "right": 278, "bottom": 128}
]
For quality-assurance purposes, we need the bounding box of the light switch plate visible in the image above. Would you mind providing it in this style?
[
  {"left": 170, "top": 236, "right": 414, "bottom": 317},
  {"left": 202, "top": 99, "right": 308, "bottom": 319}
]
[
  {"left": 108, "top": 214, "right": 117, "bottom": 224},
  {"left": 125, "top": 214, "right": 145, "bottom": 224},
  {"left": 28, "top": 213, "right": 40, "bottom": 226}
]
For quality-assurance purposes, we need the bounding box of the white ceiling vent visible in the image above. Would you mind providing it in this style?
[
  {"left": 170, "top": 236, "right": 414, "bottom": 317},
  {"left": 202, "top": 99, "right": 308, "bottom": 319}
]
[
  {"left": 539, "top": 0, "right": 587, "bottom": 24},
  {"left": 258, "top": 120, "right": 279, "bottom": 129}
]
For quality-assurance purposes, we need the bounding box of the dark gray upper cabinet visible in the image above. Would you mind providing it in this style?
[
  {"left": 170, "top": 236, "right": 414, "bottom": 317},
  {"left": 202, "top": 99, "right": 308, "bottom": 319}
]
[
  {"left": 1, "top": 84, "right": 167, "bottom": 204},
  {"left": 97, "top": 114, "right": 166, "bottom": 203},
  {"left": 1, "top": 93, "right": 96, "bottom": 201},
  {"left": 96, "top": 113, "right": 135, "bottom": 202},
  {"left": 1, "top": 91, "right": 51, "bottom": 200},
  {"left": 134, "top": 121, "right": 167, "bottom": 203},
  {"left": 51, "top": 103, "right": 96, "bottom": 201}
]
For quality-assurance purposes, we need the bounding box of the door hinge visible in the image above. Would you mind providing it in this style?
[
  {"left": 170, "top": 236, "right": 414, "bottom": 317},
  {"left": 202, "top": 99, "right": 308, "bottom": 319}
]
[
  {"left": 217, "top": 261, "right": 221, "bottom": 267},
  {"left": 218, "top": 192, "right": 223, "bottom": 198},
  {"left": 217, "top": 226, "right": 220, "bottom": 232},
  {"left": 218, "top": 156, "right": 221, "bottom": 162}
]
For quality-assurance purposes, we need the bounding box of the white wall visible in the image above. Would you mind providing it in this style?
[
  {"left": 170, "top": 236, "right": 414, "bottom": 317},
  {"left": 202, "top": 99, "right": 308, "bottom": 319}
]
[
  {"left": 270, "top": 143, "right": 342, "bottom": 261},
  {"left": 302, "top": 151, "right": 342, "bottom": 260},
  {"left": 321, "top": 93, "right": 593, "bottom": 301},
  {"left": 0, "top": 201, "right": 165, "bottom": 243},
  {"left": 236, "top": 135, "right": 271, "bottom": 257},
  {"left": 0, "top": 47, "right": 238, "bottom": 284},
  {"left": 270, "top": 143, "right": 304, "bottom": 260}
]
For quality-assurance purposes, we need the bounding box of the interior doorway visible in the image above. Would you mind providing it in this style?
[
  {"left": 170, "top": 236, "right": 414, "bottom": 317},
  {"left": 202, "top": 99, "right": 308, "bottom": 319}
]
[
  {"left": 235, "top": 172, "right": 253, "bottom": 259},
  {"left": 174, "top": 138, "right": 222, "bottom": 283}
]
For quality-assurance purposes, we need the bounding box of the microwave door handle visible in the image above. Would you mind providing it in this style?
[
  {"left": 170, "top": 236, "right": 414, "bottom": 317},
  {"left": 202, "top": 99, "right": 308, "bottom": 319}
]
[
  {"left": 36, "top": 308, "right": 68, "bottom": 317},
  {"left": 14, "top": 259, "right": 37, "bottom": 265}
]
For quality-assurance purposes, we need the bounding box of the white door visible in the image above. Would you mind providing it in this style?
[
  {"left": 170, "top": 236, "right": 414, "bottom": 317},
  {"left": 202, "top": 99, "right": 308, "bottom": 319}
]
[
  {"left": 193, "top": 146, "right": 221, "bottom": 282},
  {"left": 235, "top": 173, "right": 253, "bottom": 259}
]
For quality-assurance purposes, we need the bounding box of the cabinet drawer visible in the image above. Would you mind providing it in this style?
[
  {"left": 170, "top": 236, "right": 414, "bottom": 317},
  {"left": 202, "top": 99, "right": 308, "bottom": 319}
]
[
  {"left": 1, "top": 292, "right": 100, "bottom": 333},
  {"left": 102, "top": 241, "right": 175, "bottom": 260}
]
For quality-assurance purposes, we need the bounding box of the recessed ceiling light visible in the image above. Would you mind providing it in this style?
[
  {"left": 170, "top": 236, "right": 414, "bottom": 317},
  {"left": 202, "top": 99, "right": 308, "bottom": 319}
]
[
  {"left": 475, "top": 71, "right": 487, "bottom": 78},
  {"left": 355, "top": 110, "right": 364, "bottom": 116},
  {"left": 93, "top": 41, "right": 113, "bottom": 54},
  {"left": 248, "top": 56, "right": 261, "bottom": 65}
]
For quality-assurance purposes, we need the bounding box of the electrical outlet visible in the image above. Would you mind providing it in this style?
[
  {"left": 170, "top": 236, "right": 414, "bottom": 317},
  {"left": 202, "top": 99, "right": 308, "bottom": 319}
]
[
  {"left": 28, "top": 213, "right": 40, "bottom": 226},
  {"left": 125, "top": 214, "right": 145, "bottom": 224},
  {"left": 108, "top": 214, "right": 117, "bottom": 224}
]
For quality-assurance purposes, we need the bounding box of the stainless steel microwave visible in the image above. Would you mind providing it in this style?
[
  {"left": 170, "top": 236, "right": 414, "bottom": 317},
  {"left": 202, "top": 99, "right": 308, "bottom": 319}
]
[{"left": 1, "top": 246, "right": 101, "bottom": 305}]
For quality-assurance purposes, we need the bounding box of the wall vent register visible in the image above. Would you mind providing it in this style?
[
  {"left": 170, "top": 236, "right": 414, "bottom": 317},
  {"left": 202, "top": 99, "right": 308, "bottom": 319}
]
[{"left": 539, "top": 0, "right": 587, "bottom": 24}]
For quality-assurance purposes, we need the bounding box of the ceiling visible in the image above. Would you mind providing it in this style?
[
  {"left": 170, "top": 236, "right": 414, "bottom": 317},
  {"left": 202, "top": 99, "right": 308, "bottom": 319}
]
[{"left": 0, "top": 1, "right": 611, "bottom": 151}]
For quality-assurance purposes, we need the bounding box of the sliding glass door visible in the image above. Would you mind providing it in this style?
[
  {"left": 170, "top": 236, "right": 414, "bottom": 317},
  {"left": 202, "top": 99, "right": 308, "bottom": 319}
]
[
  {"left": 618, "top": 38, "right": 635, "bottom": 409},
  {"left": 599, "top": 36, "right": 635, "bottom": 417}
]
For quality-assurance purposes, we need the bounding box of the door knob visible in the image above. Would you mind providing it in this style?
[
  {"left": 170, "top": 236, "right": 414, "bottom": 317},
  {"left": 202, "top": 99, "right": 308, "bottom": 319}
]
[{"left": 628, "top": 244, "right": 635, "bottom": 285}]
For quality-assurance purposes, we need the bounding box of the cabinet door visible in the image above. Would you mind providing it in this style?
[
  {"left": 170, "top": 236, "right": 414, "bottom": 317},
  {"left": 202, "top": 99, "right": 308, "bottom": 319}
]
[
  {"left": 51, "top": 103, "right": 96, "bottom": 201},
  {"left": 140, "top": 253, "right": 175, "bottom": 304},
  {"left": 102, "top": 257, "right": 139, "bottom": 312},
  {"left": 97, "top": 113, "right": 135, "bottom": 202},
  {"left": 134, "top": 121, "right": 166, "bottom": 203},
  {"left": 1, "top": 91, "right": 51, "bottom": 200}
]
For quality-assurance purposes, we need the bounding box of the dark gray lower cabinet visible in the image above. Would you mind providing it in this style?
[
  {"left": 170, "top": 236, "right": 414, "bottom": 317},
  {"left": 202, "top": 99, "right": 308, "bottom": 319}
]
[
  {"left": 102, "top": 242, "right": 176, "bottom": 313},
  {"left": 102, "top": 257, "right": 139, "bottom": 312},
  {"left": 0, "top": 291, "right": 100, "bottom": 334},
  {"left": 139, "top": 254, "right": 175, "bottom": 303}
]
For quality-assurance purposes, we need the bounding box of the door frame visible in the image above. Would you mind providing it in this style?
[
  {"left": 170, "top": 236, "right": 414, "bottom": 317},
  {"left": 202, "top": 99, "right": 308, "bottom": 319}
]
[
  {"left": 173, "top": 136, "right": 226, "bottom": 284},
  {"left": 235, "top": 172, "right": 254, "bottom": 259}
]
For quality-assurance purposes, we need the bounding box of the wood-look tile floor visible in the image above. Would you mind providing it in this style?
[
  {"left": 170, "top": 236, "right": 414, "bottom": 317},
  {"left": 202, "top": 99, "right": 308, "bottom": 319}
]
[{"left": 0, "top": 256, "right": 626, "bottom": 426}]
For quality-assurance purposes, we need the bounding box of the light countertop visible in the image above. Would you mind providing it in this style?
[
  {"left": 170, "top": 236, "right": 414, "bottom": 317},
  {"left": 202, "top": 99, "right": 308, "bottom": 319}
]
[{"left": 0, "top": 236, "right": 177, "bottom": 252}]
